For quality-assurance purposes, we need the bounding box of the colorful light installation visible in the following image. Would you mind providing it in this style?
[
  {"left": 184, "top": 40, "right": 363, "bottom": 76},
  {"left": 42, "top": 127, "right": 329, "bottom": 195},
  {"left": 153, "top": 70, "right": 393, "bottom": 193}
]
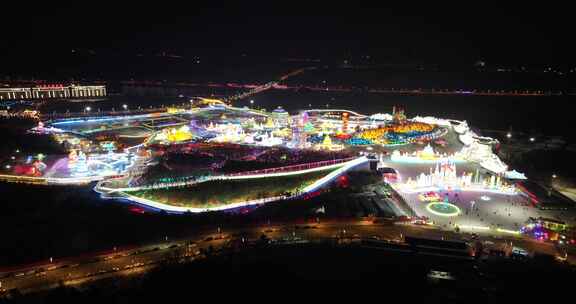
[{"left": 426, "top": 201, "right": 461, "bottom": 217}]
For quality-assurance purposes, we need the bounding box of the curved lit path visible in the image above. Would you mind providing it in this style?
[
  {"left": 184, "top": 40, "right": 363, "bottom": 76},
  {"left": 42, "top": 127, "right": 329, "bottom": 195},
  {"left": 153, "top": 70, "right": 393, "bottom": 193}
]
[{"left": 96, "top": 157, "right": 369, "bottom": 213}]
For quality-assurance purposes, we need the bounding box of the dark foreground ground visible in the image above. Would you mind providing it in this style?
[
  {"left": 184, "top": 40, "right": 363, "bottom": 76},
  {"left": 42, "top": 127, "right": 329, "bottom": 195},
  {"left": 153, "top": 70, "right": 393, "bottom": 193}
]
[
  {"left": 0, "top": 175, "right": 390, "bottom": 267},
  {"left": 4, "top": 243, "right": 574, "bottom": 303}
]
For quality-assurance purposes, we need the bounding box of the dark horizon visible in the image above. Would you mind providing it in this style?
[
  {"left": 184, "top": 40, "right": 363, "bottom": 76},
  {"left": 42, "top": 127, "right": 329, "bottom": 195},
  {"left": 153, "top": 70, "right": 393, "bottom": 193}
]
[{"left": 1, "top": 4, "right": 574, "bottom": 69}]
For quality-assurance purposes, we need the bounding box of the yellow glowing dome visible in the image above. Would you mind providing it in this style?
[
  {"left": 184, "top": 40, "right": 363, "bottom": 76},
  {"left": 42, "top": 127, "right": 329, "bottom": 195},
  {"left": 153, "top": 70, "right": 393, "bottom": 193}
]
[{"left": 160, "top": 126, "right": 193, "bottom": 142}]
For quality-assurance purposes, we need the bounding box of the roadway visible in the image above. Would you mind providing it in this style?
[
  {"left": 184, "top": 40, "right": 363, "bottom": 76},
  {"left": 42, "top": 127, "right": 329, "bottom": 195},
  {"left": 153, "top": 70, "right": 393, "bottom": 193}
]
[{"left": 0, "top": 219, "right": 564, "bottom": 295}]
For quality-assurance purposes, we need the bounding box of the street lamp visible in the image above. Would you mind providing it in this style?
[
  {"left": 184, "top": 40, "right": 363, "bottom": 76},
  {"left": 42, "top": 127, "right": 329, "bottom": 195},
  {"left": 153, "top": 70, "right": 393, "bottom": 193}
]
[
  {"left": 506, "top": 132, "right": 512, "bottom": 139},
  {"left": 530, "top": 137, "right": 535, "bottom": 142},
  {"left": 250, "top": 99, "right": 254, "bottom": 105},
  {"left": 85, "top": 106, "right": 91, "bottom": 113},
  {"left": 552, "top": 174, "right": 557, "bottom": 179},
  {"left": 122, "top": 104, "right": 128, "bottom": 110}
]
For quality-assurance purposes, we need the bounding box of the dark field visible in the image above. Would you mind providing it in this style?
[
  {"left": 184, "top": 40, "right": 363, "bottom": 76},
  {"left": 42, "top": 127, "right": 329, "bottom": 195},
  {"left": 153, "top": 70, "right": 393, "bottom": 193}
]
[
  {"left": 0, "top": 171, "right": 385, "bottom": 267},
  {"left": 10, "top": 243, "right": 575, "bottom": 303}
]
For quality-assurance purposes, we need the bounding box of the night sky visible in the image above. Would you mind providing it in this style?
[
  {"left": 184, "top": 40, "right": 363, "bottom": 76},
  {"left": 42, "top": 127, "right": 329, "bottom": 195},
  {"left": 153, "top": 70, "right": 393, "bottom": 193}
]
[{"left": 0, "top": 3, "right": 573, "bottom": 73}]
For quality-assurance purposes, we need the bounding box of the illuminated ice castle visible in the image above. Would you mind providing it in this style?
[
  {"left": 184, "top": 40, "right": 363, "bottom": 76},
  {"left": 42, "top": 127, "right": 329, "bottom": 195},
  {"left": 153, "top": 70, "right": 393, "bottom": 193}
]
[{"left": 401, "top": 159, "right": 516, "bottom": 194}]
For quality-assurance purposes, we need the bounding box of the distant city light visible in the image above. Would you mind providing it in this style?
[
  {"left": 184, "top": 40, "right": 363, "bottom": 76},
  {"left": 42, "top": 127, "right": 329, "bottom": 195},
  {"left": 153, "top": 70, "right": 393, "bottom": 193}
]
[
  {"left": 250, "top": 100, "right": 254, "bottom": 104},
  {"left": 530, "top": 137, "right": 535, "bottom": 142}
]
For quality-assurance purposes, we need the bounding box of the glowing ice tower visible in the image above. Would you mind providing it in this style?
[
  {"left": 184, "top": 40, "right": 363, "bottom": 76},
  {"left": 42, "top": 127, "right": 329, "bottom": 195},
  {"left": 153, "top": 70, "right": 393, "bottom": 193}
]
[
  {"left": 288, "top": 112, "right": 309, "bottom": 149},
  {"left": 70, "top": 150, "right": 89, "bottom": 176}
]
